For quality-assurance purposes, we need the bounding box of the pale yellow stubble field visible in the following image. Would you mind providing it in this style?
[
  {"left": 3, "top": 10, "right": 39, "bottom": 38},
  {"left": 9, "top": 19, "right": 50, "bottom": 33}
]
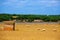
[{"left": 0, "top": 23, "right": 60, "bottom": 40}]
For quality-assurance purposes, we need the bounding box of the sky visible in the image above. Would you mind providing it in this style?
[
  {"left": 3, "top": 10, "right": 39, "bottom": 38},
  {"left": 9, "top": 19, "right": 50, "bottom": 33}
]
[{"left": 0, "top": 0, "right": 60, "bottom": 15}]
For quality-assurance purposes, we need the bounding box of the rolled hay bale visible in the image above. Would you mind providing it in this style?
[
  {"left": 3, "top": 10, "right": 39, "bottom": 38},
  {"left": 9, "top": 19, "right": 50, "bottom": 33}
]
[
  {"left": 37, "top": 28, "right": 40, "bottom": 30},
  {"left": 53, "top": 29, "right": 57, "bottom": 32},
  {"left": 42, "top": 29, "right": 46, "bottom": 31},
  {"left": 3, "top": 21, "right": 15, "bottom": 25}
]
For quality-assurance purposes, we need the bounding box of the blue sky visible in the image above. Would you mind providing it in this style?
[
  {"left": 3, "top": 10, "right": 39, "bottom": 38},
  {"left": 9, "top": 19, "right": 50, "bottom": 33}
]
[{"left": 0, "top": 0, "right": 60, "bottom": 15}]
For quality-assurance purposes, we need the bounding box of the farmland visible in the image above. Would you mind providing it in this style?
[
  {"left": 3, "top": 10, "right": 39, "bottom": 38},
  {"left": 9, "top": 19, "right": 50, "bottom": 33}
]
[{"left": 0, "top": 22, "right": 60, "bottom": 40}]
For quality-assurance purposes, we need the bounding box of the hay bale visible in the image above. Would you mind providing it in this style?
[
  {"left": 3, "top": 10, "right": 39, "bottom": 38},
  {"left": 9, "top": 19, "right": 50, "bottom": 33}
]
[
  {"left": 37, "top": 28, "right": 40, "bottom": 30},
  {"left": 42, "top": 29, "right": 46, "bottom": 31},
  {"left": 53, "top": 29, "right": 57, "bottom": 31}
]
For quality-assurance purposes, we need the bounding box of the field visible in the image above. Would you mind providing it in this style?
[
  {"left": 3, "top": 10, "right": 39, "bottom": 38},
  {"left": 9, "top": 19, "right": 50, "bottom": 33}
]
[{"left": 0, "top": 22, "right": 60, "bottom": 40}]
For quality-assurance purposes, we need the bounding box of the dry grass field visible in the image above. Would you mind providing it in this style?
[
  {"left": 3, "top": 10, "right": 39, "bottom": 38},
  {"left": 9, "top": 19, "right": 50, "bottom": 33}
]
[{"left": 0, "top": 22, "right": 60, "bottom": 40}]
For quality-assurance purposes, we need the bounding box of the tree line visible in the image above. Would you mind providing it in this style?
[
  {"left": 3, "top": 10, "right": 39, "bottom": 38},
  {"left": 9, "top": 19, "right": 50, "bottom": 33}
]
[{"left": 0, "top": 14, "right": 60, "bottom": 22}]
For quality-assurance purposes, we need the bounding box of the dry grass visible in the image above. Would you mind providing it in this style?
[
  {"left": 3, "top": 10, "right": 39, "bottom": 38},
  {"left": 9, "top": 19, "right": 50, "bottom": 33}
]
[{"left": 0, "top": 23, "right": 60, "bottom": 40}]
